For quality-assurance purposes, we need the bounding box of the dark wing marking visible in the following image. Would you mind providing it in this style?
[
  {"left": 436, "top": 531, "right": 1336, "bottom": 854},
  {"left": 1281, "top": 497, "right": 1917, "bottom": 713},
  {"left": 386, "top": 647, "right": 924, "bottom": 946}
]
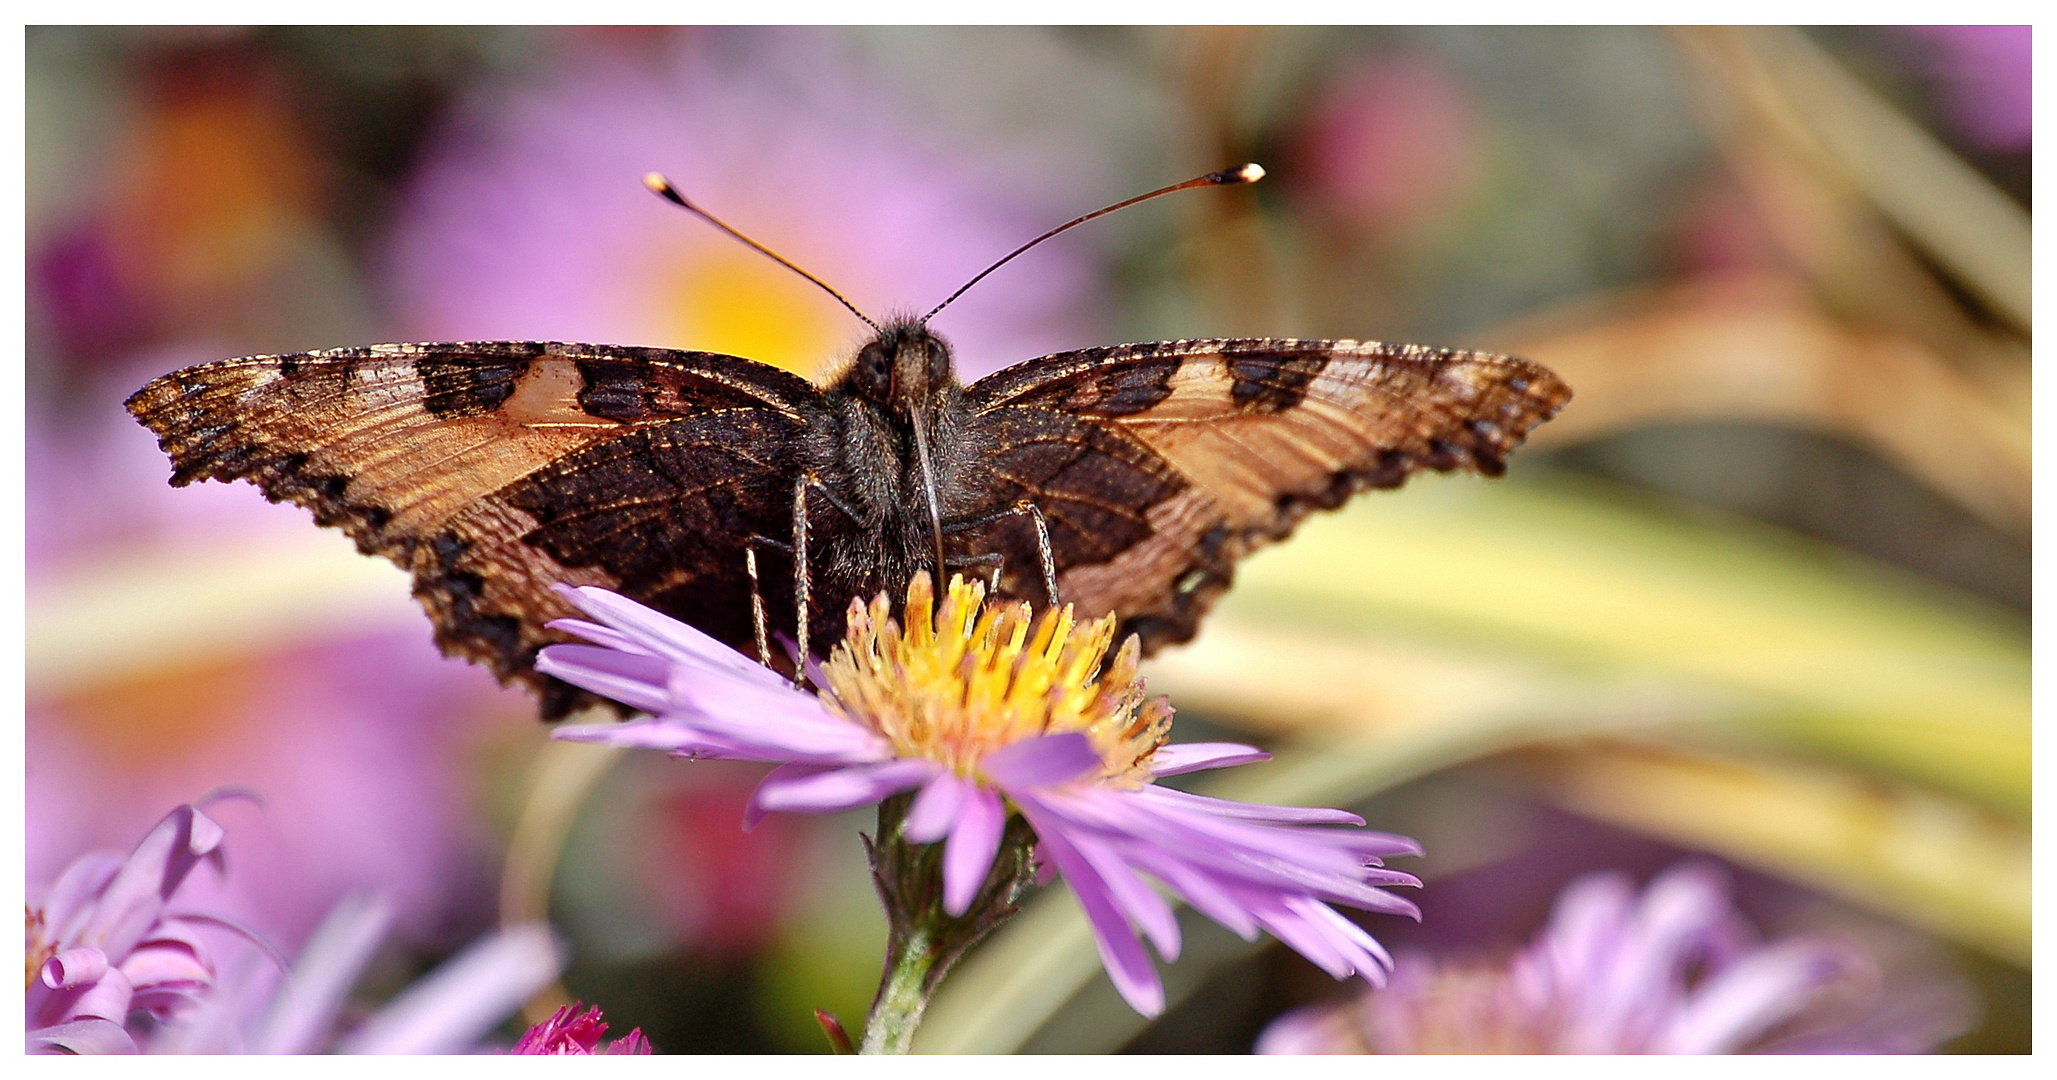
[
  {"left": 125, "top": 341, "right": 821, "bottom": 717},
  {"left": 962, "top": 337, "right": 1571, "bottom": 651}
]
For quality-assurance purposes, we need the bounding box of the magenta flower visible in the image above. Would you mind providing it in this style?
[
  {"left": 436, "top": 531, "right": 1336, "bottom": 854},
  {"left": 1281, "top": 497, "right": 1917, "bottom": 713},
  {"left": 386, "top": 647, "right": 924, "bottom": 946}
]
[
  {"left": 540, "top": 573, "right": 1421, "bottom": 1019},
  {"left": 1256, "top": 862, "right": 1973, "bottom": 1054},
  {"left": 512, "top": 1003, "right": 652, "bottom": 1055},
  {"left": 26, "top": 794, "right": 263, "bottom": 1054}
]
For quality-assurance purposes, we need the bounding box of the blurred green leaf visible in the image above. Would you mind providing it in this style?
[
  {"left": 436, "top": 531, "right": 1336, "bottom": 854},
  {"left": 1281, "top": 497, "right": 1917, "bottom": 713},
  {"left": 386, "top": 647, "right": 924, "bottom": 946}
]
[{"left": 1212, "top": 470, "right": 2028, "bottom": 812}]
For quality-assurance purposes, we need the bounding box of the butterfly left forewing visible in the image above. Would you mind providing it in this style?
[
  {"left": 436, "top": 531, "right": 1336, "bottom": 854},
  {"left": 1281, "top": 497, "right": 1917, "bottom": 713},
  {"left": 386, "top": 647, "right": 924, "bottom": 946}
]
[
  {"left": 962, "top": 338, "right": 1570, "bottom": 650},
  {"left": 126, "top": 341, "right": 820, "bottom": 716}
]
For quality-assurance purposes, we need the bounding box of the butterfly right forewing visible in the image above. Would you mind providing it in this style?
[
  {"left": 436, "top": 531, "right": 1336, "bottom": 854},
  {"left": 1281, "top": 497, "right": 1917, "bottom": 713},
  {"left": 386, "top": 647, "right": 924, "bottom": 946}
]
[{"left": 961, "top": 338, "right": 1571, "bottom": 650}]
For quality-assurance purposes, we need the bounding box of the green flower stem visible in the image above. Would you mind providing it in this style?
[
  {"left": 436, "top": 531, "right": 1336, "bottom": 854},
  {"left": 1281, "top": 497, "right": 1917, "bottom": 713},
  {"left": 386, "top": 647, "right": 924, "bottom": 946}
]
[{"left": 859, "top": 792, "right": 1038, "bottom": 1054}]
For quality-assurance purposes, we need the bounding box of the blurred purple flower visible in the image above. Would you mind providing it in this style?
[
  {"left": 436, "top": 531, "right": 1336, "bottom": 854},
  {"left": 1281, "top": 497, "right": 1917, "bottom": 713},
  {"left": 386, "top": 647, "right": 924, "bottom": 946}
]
[
  {"left": 1894, "top": 26, "right": 2031, "bottom": 152},
  {"left": 28, "top": 625, "right": 516, "bottom": 963},
  {"left": 26, "top": 795, "right": 265, "bottom": 1054},
  {"left": 385, "top": 29, "right": 1101, "bottom": 382},
  {"left": 512, "top": 1003, "right": 652, "bottom": 1055},
  {"left": 1256, "top": 862, "right": 1973, "bottom": 1054},
  {"left": 147, "top": 891, "right": 565, "bottom": 1054},
  {"left": 538, "top": 574, "right": 1420, "bottom": 1018},
  {"left": 29, "top": 357, "right": 523, "bottom": 957}
]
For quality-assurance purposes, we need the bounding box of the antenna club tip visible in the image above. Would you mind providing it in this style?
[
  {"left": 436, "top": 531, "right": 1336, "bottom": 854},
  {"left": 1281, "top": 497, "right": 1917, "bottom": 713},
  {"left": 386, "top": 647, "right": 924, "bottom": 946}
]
[
  {"left": 1209, "top": 163, "right": 1265, "bottom": 185},
  {"left": 642, "top": 172, "right": 676, "bottom": 196}
]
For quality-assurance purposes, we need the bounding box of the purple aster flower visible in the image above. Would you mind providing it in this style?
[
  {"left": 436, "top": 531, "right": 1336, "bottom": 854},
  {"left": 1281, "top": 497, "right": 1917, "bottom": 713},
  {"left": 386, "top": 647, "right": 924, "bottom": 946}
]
[
  {"left": 26, "top": 794, "right": 266, "bottom": 1054},
  {"left": 511, "top": 1003, "right": 652, "bottom": 1056},
  {"left": 146, "top": 890, "right": 566, "bottom": 1055},
  {"left": 1256, "top": 861, "right": 1973, "bottom": 1054},
  {"left": 539, "top": 572, "right": 1421, "bottom": 1027}
]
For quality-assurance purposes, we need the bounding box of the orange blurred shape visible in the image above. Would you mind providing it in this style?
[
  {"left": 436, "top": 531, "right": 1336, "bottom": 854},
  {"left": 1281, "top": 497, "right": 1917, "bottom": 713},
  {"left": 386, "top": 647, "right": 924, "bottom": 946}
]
[
  {"left": 108, "top": 47, "right": 320, "bottom": 316},
  {"left": 39, "top": 653, "right": 268, "bottom": 767}
]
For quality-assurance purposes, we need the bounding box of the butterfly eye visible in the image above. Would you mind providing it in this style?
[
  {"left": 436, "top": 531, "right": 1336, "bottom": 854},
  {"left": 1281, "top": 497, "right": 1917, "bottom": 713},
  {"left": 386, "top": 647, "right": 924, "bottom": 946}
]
[{"left": 856, "top": 345, "right": 893, "bottom": 399}]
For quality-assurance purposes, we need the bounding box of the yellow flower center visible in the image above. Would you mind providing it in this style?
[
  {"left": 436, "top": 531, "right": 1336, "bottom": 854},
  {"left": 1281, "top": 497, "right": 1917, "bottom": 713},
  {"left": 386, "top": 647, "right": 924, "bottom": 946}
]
[
  {"left": 818, "top": 572, "right": 1172, "bottom": 785},
  {"left": 26, "top": 906, "right": 52, "bottom": 991}
]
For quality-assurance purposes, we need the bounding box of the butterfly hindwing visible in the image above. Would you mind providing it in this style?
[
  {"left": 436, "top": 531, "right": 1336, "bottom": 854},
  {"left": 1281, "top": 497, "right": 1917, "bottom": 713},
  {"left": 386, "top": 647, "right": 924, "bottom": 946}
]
[
  {"left": 125, "top": 341, "right": 822, "bottom": 715},
  {"left": 962, "top": 338, "right": 1572, "bottom": 650}
]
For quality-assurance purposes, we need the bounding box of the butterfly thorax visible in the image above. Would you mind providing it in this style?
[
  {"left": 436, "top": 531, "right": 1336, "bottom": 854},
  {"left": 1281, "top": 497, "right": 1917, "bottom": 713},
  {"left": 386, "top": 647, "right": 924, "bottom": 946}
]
[{"left": 809, "top": 320, "right": 988, "bottom": 604}]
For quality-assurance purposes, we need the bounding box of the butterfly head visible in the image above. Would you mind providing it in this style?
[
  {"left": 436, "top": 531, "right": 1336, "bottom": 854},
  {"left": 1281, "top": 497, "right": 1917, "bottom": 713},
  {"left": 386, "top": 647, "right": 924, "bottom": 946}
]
[{"left": 841, "top": 319, "right": 959, "bottom": 419}]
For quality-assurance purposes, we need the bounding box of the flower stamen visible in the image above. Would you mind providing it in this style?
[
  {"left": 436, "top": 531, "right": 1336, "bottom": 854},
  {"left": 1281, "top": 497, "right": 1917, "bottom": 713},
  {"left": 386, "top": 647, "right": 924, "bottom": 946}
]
[{"left": 819, "top": 572, "right": 1171, "bottom": 784}]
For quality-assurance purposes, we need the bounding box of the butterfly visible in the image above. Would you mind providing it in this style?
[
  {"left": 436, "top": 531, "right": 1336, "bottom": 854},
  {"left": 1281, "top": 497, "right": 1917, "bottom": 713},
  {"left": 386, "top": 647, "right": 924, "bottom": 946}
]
[{"left": 126, "top": 166, "right": 1571, "bottom": 718}]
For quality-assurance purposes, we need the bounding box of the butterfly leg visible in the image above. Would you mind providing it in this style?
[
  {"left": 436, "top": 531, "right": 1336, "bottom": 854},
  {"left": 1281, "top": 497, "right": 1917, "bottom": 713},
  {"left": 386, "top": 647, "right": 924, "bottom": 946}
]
[
  {"left": 1016, "top": 500, "right": 1060, "bottom": 607},
  {"left": 781, "top": 474, "right": 865, "bottom": 684},
  {"left": 941, "top": 499, "right": 1061, "bottom": 608},
  {"left": 744, "top": 545, "right": 772, "bottom": 669},
  {"left": 789, "top": 475, "right": 814, "bottom": 685},
  {"left": 945, "top": 551, "right": 1007, "bottom": 596}
]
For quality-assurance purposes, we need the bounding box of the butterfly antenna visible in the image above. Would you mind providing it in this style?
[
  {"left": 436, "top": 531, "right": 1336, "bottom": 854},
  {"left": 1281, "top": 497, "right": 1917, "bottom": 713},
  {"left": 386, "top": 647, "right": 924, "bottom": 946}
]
[
  {"left": 644, "top": 173, "right": 881, "bottom": 333},
  {"left": 920, "top": 163, "right": 1264, "bottom": 325}
]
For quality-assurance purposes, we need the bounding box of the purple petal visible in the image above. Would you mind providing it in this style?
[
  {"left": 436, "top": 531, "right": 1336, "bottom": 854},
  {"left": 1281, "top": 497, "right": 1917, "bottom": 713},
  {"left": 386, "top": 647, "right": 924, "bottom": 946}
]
[
  {"left": 749, "top": 759, "right": 939, "bottom": 820},
  {"left": 1584, "top": 863, "right": 1732, "bottom": 1048},
  {"left": 1148, "top": 741, "right": 1270, "bottom": 777},
  {"left": 73, "top": 804, "right": 221, "bottom": 962},
  {"left": 1291, "top": 895, "right": 1395, "bottom": 979},
  {"left": 553, "top": 584, "right": 784, "bottom": 687},
  {"left": 1064, "top": 828, "right": 1182, "bottom": 962},
  {"left": 542, "top": 616, "right": 653, "bottom": 656},
  {"left": 905, "top": 773, "right": 971, "bottom": 844},
  {"left": 1136, "top": 785, "right": 1365, "bottom": 825},
  {"left": 1119, "top": 845, "right": 1259, "bottom": 940},
  {"left": 335, "top": 923, "right": 564, "bottom": 1055},
  {"left": 535, "top": 644, "right": 672, "bottom": 714},
  {"left": 1017, "top": 799, "right": 1165, "bottom": 1017},
  {"left": 250, "top": 890, "right": 395, "bottom": 1054},
  {"left": 186, "top": 805, "right": 227, "bottom": 857},
  {"left": 117, "top": 940, "right": 212, "bottom": 991},
  {"left": 43, "top": 947, "right": 108, "bottom": 989},
  {"left": 1533, "top": 870, "right": 1636, "bottom": 1000},
  {"left": 1654, "top": 940, "right": 1867, "bottom": 1054},
  {"left": 941, "top": 786, "right": 1006, "bottom": 917},
  {"left": 553, "top": 718, "right": 728, "bottom": 754},
  {"left": 1052, "top": 790, "right": 1399, "bottom": 905},
  {"left": 27, "top": 1018, "right": 138, "bottom": 1055},
  {"left": 554, "top": 712, "right": 886, "bottom": 765},
  {"left": 602, "top": 675, "right": 884, "bottom": 760},
  {"left": 981, "top": 732, "right": 1100, "bottom": 789},
  {"left": 742, "top": 763, "right": 838, "bottom": 828},
  {"left": 46, "top": 965, "right": 135, "bottom": 1025},
  {"left": 37, "top": 852, "right": 123, "bottom": 939}
]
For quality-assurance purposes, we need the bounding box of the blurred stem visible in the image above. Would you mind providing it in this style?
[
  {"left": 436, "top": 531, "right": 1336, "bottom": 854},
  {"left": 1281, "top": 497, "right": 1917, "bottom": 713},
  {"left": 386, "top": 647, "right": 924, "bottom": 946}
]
[
  {"left": 499, "top": 731, "right": 625, "bottom": 1026},
  {"left": 1678, "top": 27, "right": 2030, "bottom": 335},
  {"left": 860, "top": 793, "right": 1037, "bottom": 1054}
]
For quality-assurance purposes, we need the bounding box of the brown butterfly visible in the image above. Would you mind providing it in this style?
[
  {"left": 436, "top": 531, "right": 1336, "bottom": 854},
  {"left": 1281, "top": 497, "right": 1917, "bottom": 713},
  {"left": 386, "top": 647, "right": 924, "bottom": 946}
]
[{"left": 126, "top": 166, "right": 1571, "bottom": 718}]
